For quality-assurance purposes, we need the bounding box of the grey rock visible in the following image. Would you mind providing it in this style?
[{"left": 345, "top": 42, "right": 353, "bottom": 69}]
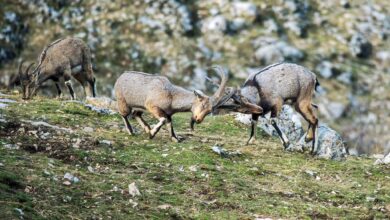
[
  {"left": 83, "top": 127, "right": 94, "bottom": 133},
  {"left": 231, "top": 2, "right": 258, "bottom": 18},
  {"left": 316, "top": 61, "right": 334, "bottom": 79},
  {"left": 374, "top": 152, "right": 390, "bottom": 165},
  {"left": 340, "top": 0, "right": 351, "bottom": 8},
  {"left": 236, "top": 106, "right": 346, "bottom": 160},
  {"left": 254, "top": 41, "right": 303, "bottom": 64},
  {"left": 376, "top": 51, "right": 390, "bottom": 63},
  {"left": 190, "top": 67, "right": 207, "bottom": 91},
  {"left": 337, "top": 72, "right": 352, "bottom": 85},
  {"left": 349, "top": 33, "right": 372, "bottom": 58},
  {"left": 294, "top": 124, "right": 347, "bottom": 160},
  {"left": 202, "top": 15, "right": 227, "bottom": 33}
]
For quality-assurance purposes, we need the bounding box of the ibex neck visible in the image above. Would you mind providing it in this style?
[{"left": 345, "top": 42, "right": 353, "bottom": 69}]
[{"left": 171, "top": 86, "right": 194, "bottom": 113}]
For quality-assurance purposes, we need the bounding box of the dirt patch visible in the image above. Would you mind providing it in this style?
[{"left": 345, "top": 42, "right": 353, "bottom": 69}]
[{"left": 0, "top": 120, "right": 99, "bottom": 163}]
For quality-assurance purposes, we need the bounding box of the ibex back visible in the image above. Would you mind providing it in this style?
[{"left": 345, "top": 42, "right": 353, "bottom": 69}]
[{"left": 18, "top": 37, "right": 96, "bottom": 99}]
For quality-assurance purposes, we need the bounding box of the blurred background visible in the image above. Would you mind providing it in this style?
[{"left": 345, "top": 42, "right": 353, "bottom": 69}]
[{"left": 0, "top": 0, "right": 389, "bottom": 155}]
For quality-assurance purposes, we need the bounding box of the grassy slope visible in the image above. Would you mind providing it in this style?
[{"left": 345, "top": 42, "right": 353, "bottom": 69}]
[{"left": 0, "top": 93, "right": 389, "bottom": 219}]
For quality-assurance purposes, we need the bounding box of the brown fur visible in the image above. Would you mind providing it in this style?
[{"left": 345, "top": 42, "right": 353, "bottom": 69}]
[
  {"left": 114, "top": 66, "right": 228, "bottom": 142},
  {"left": 19, "top": 37, "right": 96, "bottom": 100}
]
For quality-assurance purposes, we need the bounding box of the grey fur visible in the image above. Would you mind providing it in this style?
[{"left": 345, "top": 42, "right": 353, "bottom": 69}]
[
  {"left": 236, "top": 63, "right": 319, "bottom": 153},
  {"left": 18, "top": 37, "right": 96, "bottom": 100},
  {"left": 114, "top": 66, "right": 228, "bottom": 142}
]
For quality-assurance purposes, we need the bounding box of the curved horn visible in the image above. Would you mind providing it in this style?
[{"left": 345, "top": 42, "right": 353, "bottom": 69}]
[
  {"left": 18, "top": 60, "right": 25, "bottom": 77},
  {"left": 210, "top": 65, "right": 228, "bottom": 106},
  {"left": 25, "top": 62, "right": 35, "bottom": 76}
]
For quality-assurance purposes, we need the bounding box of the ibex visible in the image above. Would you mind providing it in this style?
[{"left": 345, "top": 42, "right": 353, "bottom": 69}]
[
  {"left": 220, "top": 63, "right": 319, "bottom": 153},
  {"left": 114, "top": 66, "right": 262, "bottom": 142},
  {"left": 18, "top": 37, "right": 96, "bottom": 100}
]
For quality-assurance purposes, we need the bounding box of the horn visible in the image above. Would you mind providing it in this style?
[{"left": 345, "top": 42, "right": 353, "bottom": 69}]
[
  {"left": 25, "top": 62, "right": 35, "bottom": 76},
  {"left": 210, "top": 65, "right": 228, "bottom": 107},
  {"left": 18, "top": 60, "right": 25, "bottom": 77}
]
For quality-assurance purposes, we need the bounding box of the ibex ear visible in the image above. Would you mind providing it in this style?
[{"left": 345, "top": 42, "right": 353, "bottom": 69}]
[{"left": 194, "top": 90, "right": 206, "bottom": 100}]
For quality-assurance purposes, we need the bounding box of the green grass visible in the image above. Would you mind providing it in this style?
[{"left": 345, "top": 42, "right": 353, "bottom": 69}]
[{"left": 0, "top": 94, "right": 389, "bottom": 219}]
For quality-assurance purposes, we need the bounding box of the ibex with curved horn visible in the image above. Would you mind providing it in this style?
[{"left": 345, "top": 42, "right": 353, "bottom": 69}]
[
  {"left": 114, "top": 66, "right": 232, "bottom": 142},
  {"left": 18, "top": 37, "right": 96, "bottom": 100}
]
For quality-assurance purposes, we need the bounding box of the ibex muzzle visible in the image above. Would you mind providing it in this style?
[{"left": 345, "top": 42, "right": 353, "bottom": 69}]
[{"left": 114, "top": 66, "right": 228, "bottom": 142}]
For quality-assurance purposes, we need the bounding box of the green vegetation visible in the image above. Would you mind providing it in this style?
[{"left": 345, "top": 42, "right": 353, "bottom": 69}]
[{"left": 0, "top": 94, "right": 389, "bottom": 219}]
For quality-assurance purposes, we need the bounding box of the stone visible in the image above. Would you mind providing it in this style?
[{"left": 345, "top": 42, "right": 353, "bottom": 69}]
[
  {"left": 128, "top": 182, "right": 141, "bottom": 197},
  {"left": 316, "top": 61, "right": 334, "bottom": 79},
  {"left": 374, "top": 152, "right": 390, "bottom": 165},
  {"left": 349, "top": 33, "right": 372, "bottom": 58},
  {"left": 254, "top": 41, "right": 303, "bottom": 64},
  {"left": 336, "top": 72, "right": 352, "bottom": 85},
  {"left": 83, "top": 127, "right": 94, "bottom": 133},
  {"left": 294, "top": 124, "right": 347, "bottom": 160},
  {"left": 201, "top": 15, "right": 227, "bottom": 34}
]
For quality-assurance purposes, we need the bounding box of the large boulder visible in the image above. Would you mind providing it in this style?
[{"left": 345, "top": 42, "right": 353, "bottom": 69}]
[
  {"left": 293, "top": 124, "right": 347, "bottom": 160},
  {"left": 235, "top": 105, "right": 347, "bottom": 160}
]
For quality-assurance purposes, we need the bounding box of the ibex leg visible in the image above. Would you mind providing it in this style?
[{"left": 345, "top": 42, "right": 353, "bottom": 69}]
[
  {"left": 133, "top": 111, "right": 151, "bottom": 133},
  {"left": 64, "top": 71, "right": 76, "bottom": 100},
  {"left": 121, "top": 115, "right": 135, "bottom": 135},
  {"left": 53, "top": 79, "right": 62, "bottom": 98},
  {"left": 166, "top": 115, "right": 179, "bottom": 142},
  {"left": 147, "top": 106, "right": 167, "bottom": 139},
  {"left": 247, "top": 114, "right": 259, "bottom": 145},
  {"left": 270, "top": 118, "right": 290, "bottom": 149}
]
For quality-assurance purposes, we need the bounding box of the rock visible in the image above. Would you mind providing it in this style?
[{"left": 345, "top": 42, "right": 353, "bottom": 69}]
[
  {"left": 190, "top": 67, "right": 207, "bottom": 90},
  {"left": 295, "top": 124, "right": 347, "bottom": 160},
  {"left": 349, "top": 33, "right": 373, "bottom": 58},
  {"left": 318, "top": 101, "right": 346, "bottom": 120},
  {"left": 158, "top": 204, "right": 172, "bottom": 210},
  {"left": 64, "top": 172, "right": 80, "bottom": 183},
  {"left": 236, "top": 106, "right": 346, "bottom": 160},
  {"left": 99, "top": 140, "right": 112, "bottom": 146},
  {"left": 235, "top": 106, "right": 304, "bottom": 143},
  {"left": 189, "top": 165, "right": 198, "bottom": 172},
  {"left": 201, "top": 15, "right": 227, "bottom": 34},
  {"left": 231, "top": 2, "right": 258, "bottom": 19},
  {"left": 374, "top": 152, "right": 390, "bottom": 165},
  {"left": 128, "top": 182, "right": 141, "bottom": 197},
  {"left": 340, "top": 0, "right": 351, "bottom": 8},
  {"left": 254, "top": 41, "right": 303, "bottom": 64},
  {"left": 264, "top": 19, "right": 279, "bottom": 34},
  {"left": 336, "top": 72, "right": 352, "bottom": 85},
  {"left": 83, "top": 127, "right": 94, "bottom": 133},
  {"left": 3, "top": 144, "right": 19, "bottom": 150},
  {"left": 316, "top": 61, "right": 335, "bottom": 79},
  {"left": 376, "top": 51, "right": 390, "bottom": 63}
]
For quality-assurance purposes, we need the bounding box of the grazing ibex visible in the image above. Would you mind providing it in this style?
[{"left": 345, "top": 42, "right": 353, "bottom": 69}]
[
  {"left": 18, "top": 37, "right": 96, "bottom": 100},
  {"left": 220, "top": 63, "right": 319, "bottom": 153},
  {"left": 114, "top": 66, "right": 234, "bottom": 142}
]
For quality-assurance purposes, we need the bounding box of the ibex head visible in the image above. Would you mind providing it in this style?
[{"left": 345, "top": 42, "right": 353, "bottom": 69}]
[
  {"left": 190, "top": 66, "right": 228, "bottom": 128},
  {"left": 18, "top": 61, "right": 40, "bottom": 100}
]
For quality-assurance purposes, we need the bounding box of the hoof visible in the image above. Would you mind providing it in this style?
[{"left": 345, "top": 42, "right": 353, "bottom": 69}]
[
  {"left": 246, "top": 138, "right": 257, "bottom": 145},
  {"left": 283, "top": 142, "right": 292, "bottom": 150},
  {"left": 305, "top": 136, "right": 313, "bottom": 143},
  {"left": 171, "top": 137, "right": 181, "bottom": 143}
]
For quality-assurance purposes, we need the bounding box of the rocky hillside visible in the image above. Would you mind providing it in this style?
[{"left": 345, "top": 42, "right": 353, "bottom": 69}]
[
  {"left": 0, "top": 94, "right": 389, "bottom": 219},
  {"left": 1, "top": 0, "right": 390, "bottom": 154}
]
